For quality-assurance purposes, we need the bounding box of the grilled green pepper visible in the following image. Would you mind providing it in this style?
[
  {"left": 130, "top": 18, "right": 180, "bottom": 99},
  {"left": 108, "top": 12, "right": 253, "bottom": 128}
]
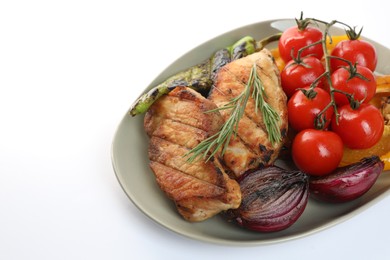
[{"left": 129, "top": 59, "right": 213, "bottom": 116}]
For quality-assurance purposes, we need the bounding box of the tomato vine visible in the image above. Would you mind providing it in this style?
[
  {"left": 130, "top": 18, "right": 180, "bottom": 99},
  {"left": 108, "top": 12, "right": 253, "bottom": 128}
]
[{"left": 291, "top": 15, "right": 376, "bottom": 129}]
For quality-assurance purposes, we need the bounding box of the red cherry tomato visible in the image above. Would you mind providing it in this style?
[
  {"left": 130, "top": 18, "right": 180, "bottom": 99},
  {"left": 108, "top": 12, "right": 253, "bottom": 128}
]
[
  {"left": 288, "top": 87, "right": 333, "bottom": 132},
  {"left": 292, "top": 129, "right": 343, "bottom": 176},
  {"left": 330, "top": 39, "right": 377, "bottom": 72},
  {"left": 278, "top": 26, "right": 323, "bottom": 63},
  {"left": 281, "top": 56, "right": 325, "bottom": 98},
  {"left": 330, "top": 65, "right": 376, "bottom": 106},
  {"left": 331, "top": 103, "right": 384, "bottom": 149}
]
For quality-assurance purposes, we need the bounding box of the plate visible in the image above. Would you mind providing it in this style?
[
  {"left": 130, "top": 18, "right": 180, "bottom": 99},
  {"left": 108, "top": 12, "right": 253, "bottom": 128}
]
[{"left": 111, "top": 19, "right": 390, "bottom": 245}]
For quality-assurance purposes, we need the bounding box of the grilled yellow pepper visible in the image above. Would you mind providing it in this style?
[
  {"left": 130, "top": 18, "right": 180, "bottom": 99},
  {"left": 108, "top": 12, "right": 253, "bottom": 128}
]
[{"left": 339, "top": 75, "right": 390, "bottom": 170}]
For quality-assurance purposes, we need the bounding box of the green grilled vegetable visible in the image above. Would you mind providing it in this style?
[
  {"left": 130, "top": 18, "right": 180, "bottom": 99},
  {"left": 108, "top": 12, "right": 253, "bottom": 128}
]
[
  {"left": 129, "top": 34, "right": 281, "bottom": 116},
  {"left": 129, "top": 59, "right": 213, "bottom": 116}
]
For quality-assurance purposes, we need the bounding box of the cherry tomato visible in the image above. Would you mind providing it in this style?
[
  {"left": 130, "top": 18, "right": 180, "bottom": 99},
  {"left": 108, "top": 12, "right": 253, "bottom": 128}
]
[
  {"left": 330, "top": 39, "right": 377, "bottom": 72},
  {"left": 288, "top": 87, "right": 333, "bottom": 131},
  {"left": 330, "top": 65, "right": 376, "bottom": 106},
  {"left": 281, "top": 56, "right": 325, "bottom": 98},
  {"left": 278, "top": 26, "right": 323, "bottom": 63},
  {"left": 331, "top": 103, "right": 384, "bottom": 149},
  {"left": 292, "top": 129, "right": 343, "bottom": 176}
]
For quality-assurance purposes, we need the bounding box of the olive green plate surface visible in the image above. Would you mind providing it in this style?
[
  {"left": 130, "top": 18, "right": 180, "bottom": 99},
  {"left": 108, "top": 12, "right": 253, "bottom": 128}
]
[{"left": 111, "top": 19, "right": 390, "bottom": 245}]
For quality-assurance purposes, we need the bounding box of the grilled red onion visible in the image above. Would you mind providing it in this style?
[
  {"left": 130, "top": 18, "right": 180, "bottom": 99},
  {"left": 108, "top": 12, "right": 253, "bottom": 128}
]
[
  {"left": 309, "top": 156, "right": 384, "bottom": 203},
  {"left": 224, "top": 166, "right": 309, "bottom": 232}
]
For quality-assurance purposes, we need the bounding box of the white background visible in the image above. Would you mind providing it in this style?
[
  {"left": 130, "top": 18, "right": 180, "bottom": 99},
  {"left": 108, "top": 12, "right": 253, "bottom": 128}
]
[{"left": 1, "top": 1, "right": 389, "bottom": 259}]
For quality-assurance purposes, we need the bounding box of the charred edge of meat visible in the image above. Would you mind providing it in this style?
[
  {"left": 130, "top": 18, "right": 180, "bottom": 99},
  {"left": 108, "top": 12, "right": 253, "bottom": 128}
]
[
  {"left": 170, "top": 86, "right": 214, "bottom": 103},
  {"left": 216, "top": 155, "right": 240, "bottom": 180},
  {"left": 173, "top": 87, "right": 198, "bottom": 101},
  {"left": 259, "top": 145, "right": 274, "bottom": 164},
  {"left": 211, "top": 157, "right": 228, "bottom": 189}
]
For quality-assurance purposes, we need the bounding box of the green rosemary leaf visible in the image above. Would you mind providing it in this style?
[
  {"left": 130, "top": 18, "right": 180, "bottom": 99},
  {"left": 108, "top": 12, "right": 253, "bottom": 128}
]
[{"left": 251, "top": 64, "right": 282, "bottom": 145}]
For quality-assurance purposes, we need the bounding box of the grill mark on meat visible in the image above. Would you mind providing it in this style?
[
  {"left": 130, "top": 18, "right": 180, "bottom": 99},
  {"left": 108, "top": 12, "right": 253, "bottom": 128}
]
[
  {"left": 150, "top": 161, "right": 226, "bottom": 201},
  {"left": 148, "top": 136, "right": 226, "bottom": 187},
  {"left": 221, "top": 134, "right": 262, "bottom": 175},
  {"left": 144, "top": 95, "right": 223, "bottom": 134},
  {"left": 259, "top": 144, "right": 274, "bottom": 163},
  {"left": 215, "top": 105, "right": 270, "bottom": 154},
  {"left": 149, "top": 118, "right": 209, "bottom": 149},
  {"left": 207, "top": 102, "right": 265, "bottom": 175},
  {"left": 212, "top": 89, "right": 269, "bottom": 134}
]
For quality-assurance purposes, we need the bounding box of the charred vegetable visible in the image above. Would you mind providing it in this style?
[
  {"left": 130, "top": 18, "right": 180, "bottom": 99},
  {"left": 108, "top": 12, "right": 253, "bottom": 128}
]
[
  {"left": 129, "top": 34, "right": 281, "bottom": 116},
  {"left": 309, "top": 156, "right": 384, "bottom": 203},
  {"left": 224, "top": 166, "right": 309, "bottom": 232}
]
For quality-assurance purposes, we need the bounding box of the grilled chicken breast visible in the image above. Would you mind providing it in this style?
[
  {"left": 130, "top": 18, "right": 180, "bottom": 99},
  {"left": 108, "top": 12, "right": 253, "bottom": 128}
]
[
  {"left": 144, "top": 87, "right": 241, "bottom": 222},
  {"left": 208, "top": 48, "right": 288, "bottom": 178}
]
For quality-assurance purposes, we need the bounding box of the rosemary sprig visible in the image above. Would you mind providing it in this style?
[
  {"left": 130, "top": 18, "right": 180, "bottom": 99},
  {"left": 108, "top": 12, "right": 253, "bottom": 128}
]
[
  {"left": 251, "top": 64, "right": 282, "bottom": 145},
  {"left": 185, "top": 63, "right": 281, "bottom": 162}
]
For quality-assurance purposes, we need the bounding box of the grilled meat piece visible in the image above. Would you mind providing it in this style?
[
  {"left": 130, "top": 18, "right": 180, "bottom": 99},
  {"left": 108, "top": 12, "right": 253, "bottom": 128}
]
[
  {"left": 208, "top": 48, "right": 288, "bottom": 178},
  {"left": 144, "top": 86, "right": 241, "bottom": 222}
]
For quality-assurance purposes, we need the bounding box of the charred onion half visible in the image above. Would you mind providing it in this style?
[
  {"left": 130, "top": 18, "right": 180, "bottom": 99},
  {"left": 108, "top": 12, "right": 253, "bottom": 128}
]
[
  {"left": 309, "top": 156, "right": 385, "bottom": 203},
  {"left": 224, "top": 166, "right": 309, "bottom": 232}
]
